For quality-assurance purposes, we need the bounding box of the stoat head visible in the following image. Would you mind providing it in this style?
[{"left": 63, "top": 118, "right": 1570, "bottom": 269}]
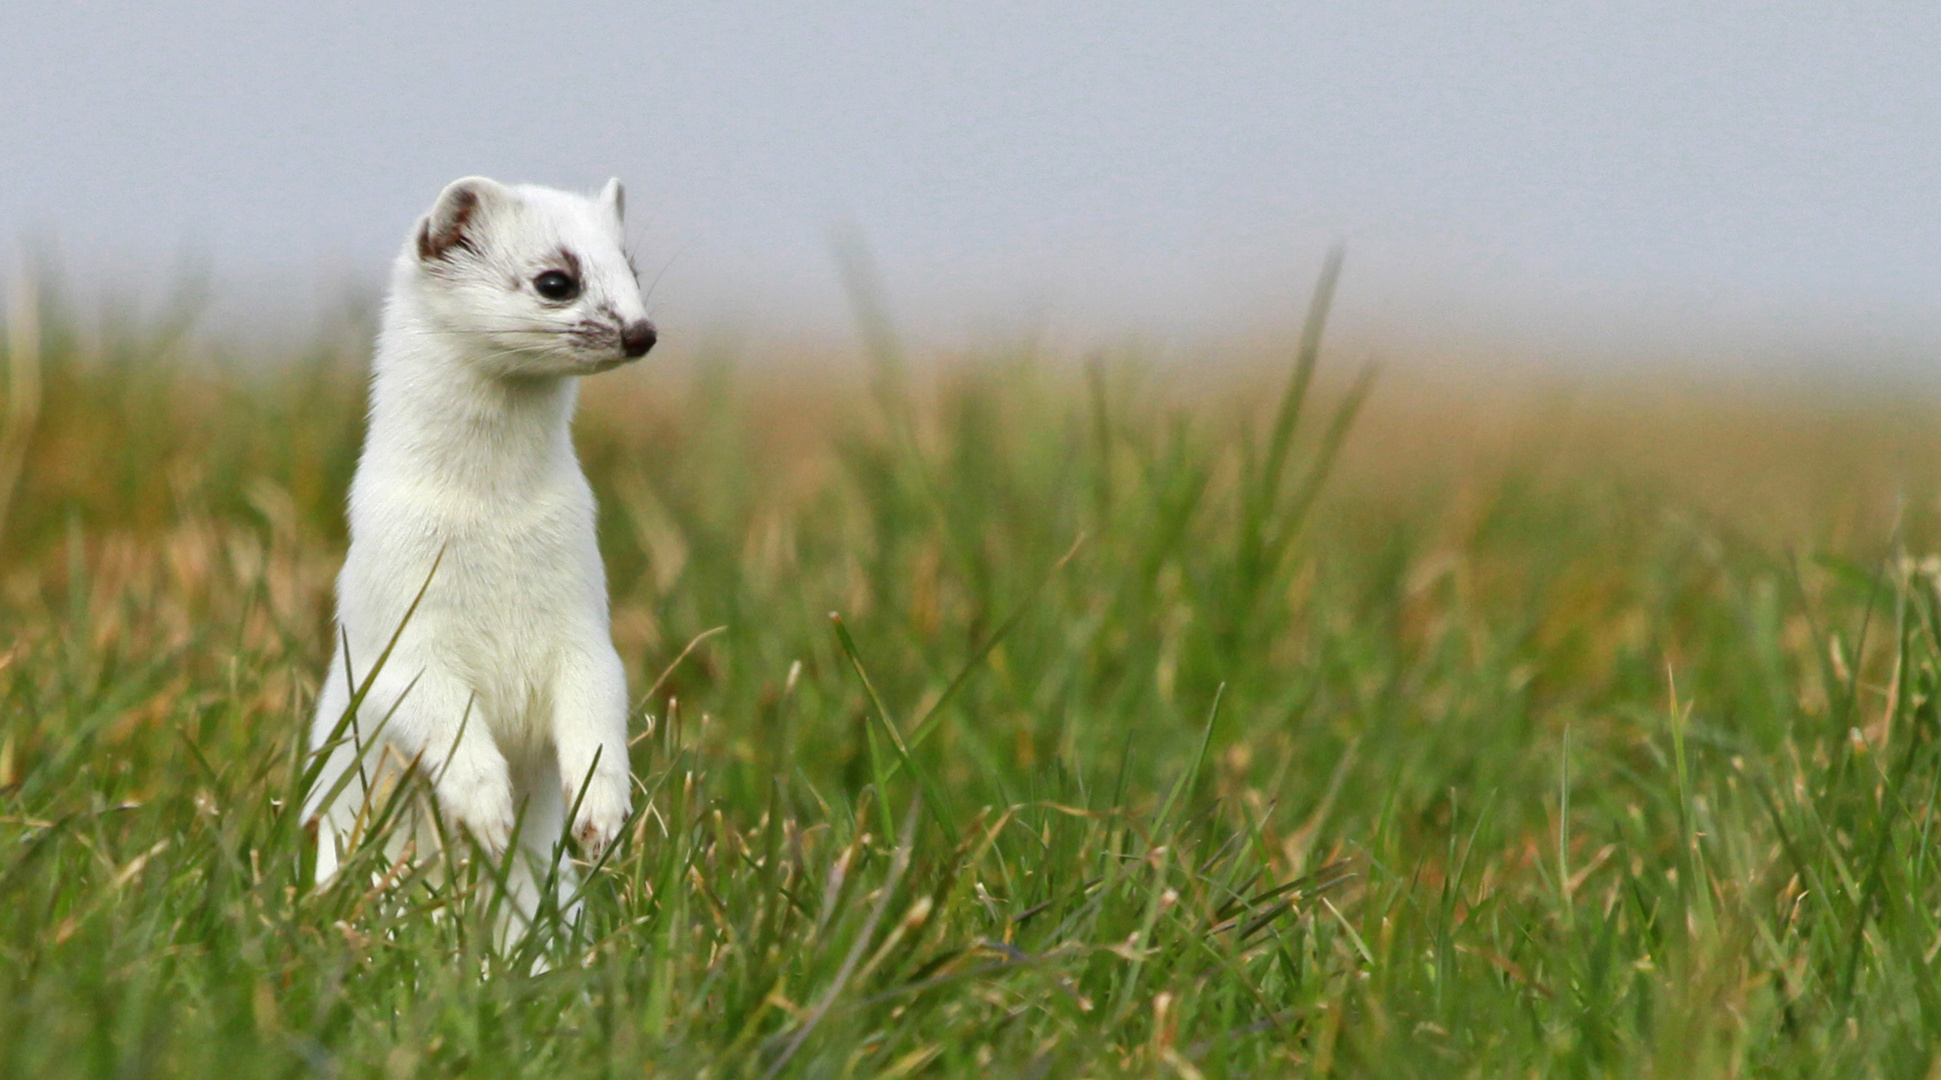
[{"left": 402, "top": 176, "right": 656, "bottom": 378}]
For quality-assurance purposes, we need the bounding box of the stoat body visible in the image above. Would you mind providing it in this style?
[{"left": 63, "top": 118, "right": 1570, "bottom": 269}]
[{"left": 306, "top": 176, "right": 654, "bottom": 919}]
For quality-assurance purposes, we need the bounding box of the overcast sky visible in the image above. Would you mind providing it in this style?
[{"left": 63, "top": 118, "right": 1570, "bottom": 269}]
[{"left": 3, "top": 2, "right": 1938, "bottom": 366}]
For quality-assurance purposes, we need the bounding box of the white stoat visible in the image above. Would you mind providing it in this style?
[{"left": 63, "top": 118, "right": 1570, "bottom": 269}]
[{"left": 305, "top": 176, "right": 655, "bottom": 921}]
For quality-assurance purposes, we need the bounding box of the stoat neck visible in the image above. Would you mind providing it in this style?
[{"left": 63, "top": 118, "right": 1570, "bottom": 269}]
[{"left": 362, "top": 320, "right": 580, "bottom": 500}]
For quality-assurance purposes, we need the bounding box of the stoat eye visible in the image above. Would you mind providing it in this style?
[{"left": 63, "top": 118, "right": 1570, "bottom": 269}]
[{"left": 532, "top": 270, "right": 581, "bottom": 302}]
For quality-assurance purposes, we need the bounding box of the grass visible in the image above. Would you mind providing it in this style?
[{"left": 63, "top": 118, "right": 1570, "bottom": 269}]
[{"left": 6, "top": 266, "right": 1941, "bottom": 1077}]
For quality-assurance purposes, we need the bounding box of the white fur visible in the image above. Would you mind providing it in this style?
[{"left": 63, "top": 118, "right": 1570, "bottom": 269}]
[{"left": 305, "top": 177, "right": 653, "bottom": 925}]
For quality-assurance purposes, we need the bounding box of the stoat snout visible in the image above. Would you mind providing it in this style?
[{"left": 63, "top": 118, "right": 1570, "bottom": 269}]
[{"left": 621, "top": 319, "right": 657, "bottom": 358}]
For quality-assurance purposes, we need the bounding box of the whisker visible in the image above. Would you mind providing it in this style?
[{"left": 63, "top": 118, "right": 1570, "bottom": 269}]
[
  {"left": 644, "top": 250, "right": 680, "bottom": 306},
  {"left": 394, "top": 327, "right": 581, "bottom": 336}
]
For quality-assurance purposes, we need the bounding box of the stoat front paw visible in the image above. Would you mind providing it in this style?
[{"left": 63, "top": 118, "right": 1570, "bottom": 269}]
[
  {"left": 568, "top": 771, "right": 631, "bottom": 858},
  {"left": 437, "top": 773, "right": 517, "bottom": 856}
]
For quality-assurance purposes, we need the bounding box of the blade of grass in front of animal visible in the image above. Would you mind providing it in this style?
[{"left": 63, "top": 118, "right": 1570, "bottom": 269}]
[
  {"left": 297, "top": 546, "right": 446, "bottom": 803},
  {"left": 307, "top": 669, "right": 422, "bottom": 845}
]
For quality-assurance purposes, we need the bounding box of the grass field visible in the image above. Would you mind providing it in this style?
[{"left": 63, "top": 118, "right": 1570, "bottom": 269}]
[{"left": 7, "top": 265, "right": 1941, "bottom": 1077}]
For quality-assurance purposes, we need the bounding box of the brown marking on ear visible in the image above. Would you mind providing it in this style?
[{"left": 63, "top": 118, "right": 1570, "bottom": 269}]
[{"left": 419, "top": 186, "right": 483, "bottom": 262}]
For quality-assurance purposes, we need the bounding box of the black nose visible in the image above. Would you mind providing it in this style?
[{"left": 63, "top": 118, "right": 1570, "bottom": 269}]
[{"left": 621, "top": 319, "right": 657, "bottom": 358}]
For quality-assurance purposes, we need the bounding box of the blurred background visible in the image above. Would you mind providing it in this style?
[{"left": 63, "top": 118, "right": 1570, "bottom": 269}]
[{"left": 4, "top": 0, "right": 1937, "bottom": 374}]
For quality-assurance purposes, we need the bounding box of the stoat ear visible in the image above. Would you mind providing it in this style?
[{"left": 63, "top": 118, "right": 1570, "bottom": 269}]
[
  {"left": 599, "top": 178, "right": 625, "bottom": 224},
  {"left": 416, "top": 176, "right": 508, "bottom": 263}
]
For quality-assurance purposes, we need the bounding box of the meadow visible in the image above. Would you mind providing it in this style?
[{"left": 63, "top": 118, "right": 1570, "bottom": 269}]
[{"left": 6, "top": 263, "right": 1941, "bottom": 1077}]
